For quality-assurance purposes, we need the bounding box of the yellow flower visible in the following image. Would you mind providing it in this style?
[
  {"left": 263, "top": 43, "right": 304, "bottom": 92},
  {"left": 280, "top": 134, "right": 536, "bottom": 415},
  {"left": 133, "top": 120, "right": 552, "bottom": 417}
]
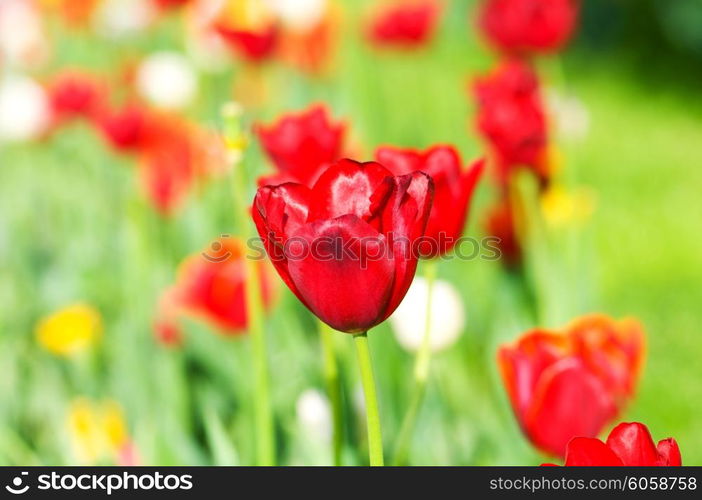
[
  {"left": 540, "top": 184, "right": 596, "bottom": 229},
  {"left": 36, "top": 303, "right": 101, "bottom": 357},
  {"left": 102, "top": 401, "right": 128, "bottom": 450},
  {"left": 67, "top": 398, "right": 128, "bottom": 464},
  {"left": 221, "top": 101, "right": 248, "bottom": 162}
]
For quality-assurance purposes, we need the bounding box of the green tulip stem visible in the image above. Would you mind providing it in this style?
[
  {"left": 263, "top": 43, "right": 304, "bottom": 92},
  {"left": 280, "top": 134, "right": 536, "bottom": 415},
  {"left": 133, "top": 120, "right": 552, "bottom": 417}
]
[
  {"left": 225, "top": 104, "right": 275, "bottom": 466},
  {"left": 353, "top": 332, "right": 384, "bottom": 466}
]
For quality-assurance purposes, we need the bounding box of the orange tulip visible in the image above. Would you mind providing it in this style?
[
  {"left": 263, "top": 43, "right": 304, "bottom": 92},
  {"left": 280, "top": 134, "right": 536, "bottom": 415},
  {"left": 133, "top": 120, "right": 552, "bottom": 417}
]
[
  {"left": 498, "top": 314, "right": 646, "bottom": 457},
  {"left": 155, "top": 237, "right": 276, "bottom": 342}
]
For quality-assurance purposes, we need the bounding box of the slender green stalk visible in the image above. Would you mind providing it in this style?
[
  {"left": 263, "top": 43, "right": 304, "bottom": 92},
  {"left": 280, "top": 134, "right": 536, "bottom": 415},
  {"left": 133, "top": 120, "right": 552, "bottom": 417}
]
[
  {"left": 353, "top": 332, "right": 383, "bottom": 466},
  {"left": 225, "top": 104, "right": 275, "bottom": 466},
  {"left": 393, "top": 260, "right": 437, "bottom": 465},
  {"left": 319, "top": 321, "right": 343, "bottom": 466},
  {"left": 244, "top": 257, "right": 275, "bottom": 465}
]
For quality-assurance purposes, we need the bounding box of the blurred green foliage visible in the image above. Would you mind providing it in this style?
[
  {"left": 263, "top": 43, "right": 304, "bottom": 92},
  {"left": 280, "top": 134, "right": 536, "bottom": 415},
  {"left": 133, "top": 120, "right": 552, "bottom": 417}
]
[{"left": 0, "top": 0, "right": 700, "bottom": 465}]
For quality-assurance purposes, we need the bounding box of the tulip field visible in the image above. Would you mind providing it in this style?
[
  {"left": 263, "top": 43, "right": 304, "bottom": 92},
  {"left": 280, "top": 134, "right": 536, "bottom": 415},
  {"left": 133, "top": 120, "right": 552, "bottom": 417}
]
[{"left": 1, "top": 0, "right": 701, "bottom": 468}]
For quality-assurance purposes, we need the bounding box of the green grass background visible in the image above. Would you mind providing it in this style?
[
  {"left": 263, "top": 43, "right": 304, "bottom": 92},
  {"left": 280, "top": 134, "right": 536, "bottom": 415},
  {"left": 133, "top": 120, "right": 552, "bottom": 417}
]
[{"left": 0, "top": 0, "right": 700, "bottom": 465}]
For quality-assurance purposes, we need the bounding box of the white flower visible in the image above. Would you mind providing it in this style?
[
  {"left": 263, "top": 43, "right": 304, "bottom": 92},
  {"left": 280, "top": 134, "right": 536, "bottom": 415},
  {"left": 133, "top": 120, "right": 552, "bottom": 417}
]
[
  {"left": 0, "top": 74, "right": 50, "bottom": 142},
  {"left": 269, "top": 0, "right": 327, "bottom": 32},
  {"left": 93, "top": 0, "right": 156, "bottom": 40},
  {"left": 136, "top": 52, "right": 198, "bottom": 110},
  {"left": 296, "top": 389, "right": 331, "bottom": 443},
  {"left": 184, "top": 0, "right": 231, "bottom": 73},
  {"left": 390, "top": 277, "right": 465, "bottom": 353},
  {"left": 0, "top": 0, "right": 49, "bottom": 69},
  {"left": 546, "top": 89, "right": 590, "bottom": 142}
]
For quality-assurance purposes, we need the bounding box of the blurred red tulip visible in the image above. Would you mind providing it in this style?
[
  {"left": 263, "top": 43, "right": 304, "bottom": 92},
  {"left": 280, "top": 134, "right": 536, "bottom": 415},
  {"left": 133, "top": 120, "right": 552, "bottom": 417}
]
[
  {"left": 90, "top": 104, "right": 227, "bottom": 214},
  {"left": 121, "top": 112, "right": 227, "bottom": 214},
  {"left": 278, "top": 1, "right": 340, "bottom": 75},
  {"left": 46, "top": 0, "right": 100, "bottom": 28},
  {"left": 367, "top": 0, "right": 442, "bottom": 49},
  {"left": 46, "top": 71, "right": 106, "bottom": 124},
  {"left": 213, "top": 0, "right": 279, "bottom": 62},
  {"left": 154, "top": 312, "right": 183, "bottom": 347},
  {"left": 135, "top": 114, "right": 195, "bottom": 215},
  {"left": 138, "top": 142, "right": 193, "bottom": 215},
  {"left": 256, "top": 104, "right": 346, "bottom": 187},
  {"left": 545, "top": 422, "right": 682, "bottom": 466},
  {"left": 253, "top": 159, "right": 433, "bottom": 333},
  {"left": 478, "top": 0, "right": 580, "bottom": 55},
  {"left": 375, "top": 145, "right": 484, "bottom": 257},
  {"left": 498, "top": 314, "right": 646, "bottom": 457},
  {"left": 216, "top": 25, "right": 278, "bottom": 62},
  {"left": 155, "top": 237, "right": 276, "bottom": 340},
  {"left": 94, "top": 103, "right": 149, "bottom": 152},
  {"left": 484, "top": 197, "right": 522, "bottom": 267},
  {"left": 473, "top": 59, "right": 550, "bottom": 186},
  {"left": 153, "top": 0, "right": 191, "bottom": 10}
]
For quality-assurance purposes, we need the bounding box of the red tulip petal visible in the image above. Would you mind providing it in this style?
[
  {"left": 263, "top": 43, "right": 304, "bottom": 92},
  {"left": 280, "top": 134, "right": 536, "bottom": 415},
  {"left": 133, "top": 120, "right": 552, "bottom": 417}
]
[
  {"left": 656, "top": 438, "right": 682, "bottom": 466},
  {"left": 286, "top": 214, "right": 394, "bottom": 333},
  {"left": 479, "top": 0, "right": 579, "bottom": 54},
  {"left": 309, "top": 159, "right": 394, "bottom": 222},
  {"left": 458, "top": 158, "right": 486, "bottom": 207},
  {"left": 375, "top": 146, "right": 425, "bottom": 176},
  {"left": 564, "top": 437, "right": 623, "bottom": 466},
  {"left": 254, "top": 183, "right": 312, "bottom": 243},
  {"left": 376, "top": 171, "right": 433, "bottom": 320},
  {"left": 430, "top": 156, "right": 484, "bottom": 254},
  {"left": 525, "top": 357, "right": 618, "bottom": 457},
  {"left": 423, "top": 145, "right": 463, "bottom": 180},
  {"left": 375, "top": 146, "right": 482, "bottom": 256},
  {"left": 257, "top": 105, "right": 344, "bottom": 186},
  {"left": 216, "top": 25, "right": 278, "bottom": 62},
  {"left": 368, "top": 0, "right": 441, "bottom": 48},
  {"left": 472, "top": 59, "right": 547, "bottom": 176},
  {"left": 498, "top": 329, "right": 570, "bottom": 420},
  {"left": 253, "top": 183, "right": 313, "bottom": 305},
  {"left": 606, "top": 422, "right": 660, "bottom": 466},
  {"left": 569, "top": 314, "right": 646, "bottom": 400}
]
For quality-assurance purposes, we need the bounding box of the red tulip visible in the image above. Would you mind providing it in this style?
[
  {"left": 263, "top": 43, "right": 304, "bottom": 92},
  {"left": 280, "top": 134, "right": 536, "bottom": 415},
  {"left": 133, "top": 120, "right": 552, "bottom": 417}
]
[
  {"left": 46, "top": 71, "right": 105, "bottom": 123},
  {"left": 153, "top": 0, "right": 191, "bottom": 10},
  {"left": 216, "top": 25, "right": 278, "bottom": 62},
  {"left": 155, "top": 237, "right": 276, "bottom": 341},
  {"left": 51, "top": 0, "right": 100, "bottom": 28},
  {"left": 498, "top": 314, "right": 646, "bottom": 457},
  {"left": 545, "top": 422, "right": 682, "bottom": 466},
  {"left": 213, "top": 0, "right": 279, "bottom": 62},
  {"left": 131, "top": 112, "right": 227, "bottom": 214},
  {"left": 253, "top": 159, "right": 433, "bottom": 333},
  {"left": 278, "top": 2, "right": 340, "bottom": 75},
  {"left": 135, "top": 114, "right": 195, "bottom": 215},
  {"left": 484, "top": 197, "right": 521, "bottom": 267},
  {"left": 367, "top": 0, "right": 442, "bottom": 49},
  {"left": 473, "top": 59, "right": 550, "bottom": 186},
  {"left": 138, "top": 141, "right": 193, "bottom": 215},
  {"left": 375, "top": 145, "right": 484, "bottom": 257},
  {"left": 93, "top": 108, "right": 226, "bottom": 214},
  {"left": 478, "top": 0, "right": 580, "bottom": 55},
  {"left": 94, "top": 103, "right": 149, "bottom": 152},
  {"left": 256, "top": 105, "right": 346, "bottom": 187}
]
